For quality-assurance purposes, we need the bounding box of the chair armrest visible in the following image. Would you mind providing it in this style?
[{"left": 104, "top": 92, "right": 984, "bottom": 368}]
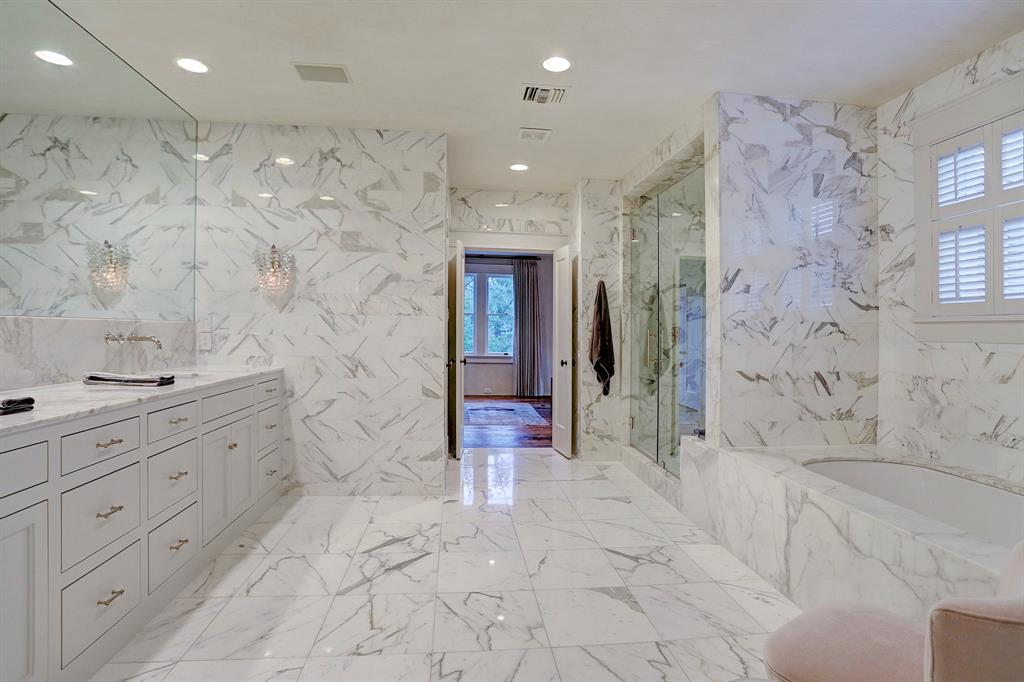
[{"left": 927, "top": 595, "right": 1024, "bottom": 682}]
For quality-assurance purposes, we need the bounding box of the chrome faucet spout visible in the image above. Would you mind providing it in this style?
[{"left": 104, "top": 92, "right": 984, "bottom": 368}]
[{"left": 104, "top": 332, "right": 163, "bottom": 350}]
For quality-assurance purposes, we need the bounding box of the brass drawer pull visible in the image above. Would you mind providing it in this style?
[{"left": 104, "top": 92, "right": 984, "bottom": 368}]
[
  {"left": 265, "top": 468, "right": 278, "bottom": 477},
  {"left": 265, "top": 387, "right": 277, "bottom": 393},
  {"left": 96, "top": 437, "right": 124, "bottom": 449},
  {"left": 168, "top": 416, "right": 189, "bottom": 425},
  {"left": 168, "top": 470, "right": 189, "bottom": 481},
  {"left": 97, "top": 589, "right": 125, "bottom": 606},
  {"left": 169, "top": 538, "right": 190, "bottom": 551},
  {"left": 265, "top": 423, "right": 278, "bottom": 430},
  {"left": 96, "top": 505, "right": 124, "bottom": 519},
  {"left": 227, "top": 442, "right": 239, "bottom": 450}
]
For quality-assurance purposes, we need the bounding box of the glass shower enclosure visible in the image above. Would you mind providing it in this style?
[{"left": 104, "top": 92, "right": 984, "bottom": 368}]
[{"left": 627, "top": 166, "right": 706, "bottom": 475}]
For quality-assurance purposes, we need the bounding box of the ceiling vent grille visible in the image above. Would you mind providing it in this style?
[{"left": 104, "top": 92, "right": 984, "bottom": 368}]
[
  {"left": 522, "top": 85, "right": 566, "bottom": 104},
  {"left": 293, "top": 63, "right": 352, "bottom": 84},
  {"left": 518, "top": 127, "right": 553, "bottom": 142}
]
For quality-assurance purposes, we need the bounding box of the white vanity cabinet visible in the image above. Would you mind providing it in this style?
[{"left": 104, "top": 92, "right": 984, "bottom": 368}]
[{"left": 0, "top": 368, "right": 285, "bottom": 682}]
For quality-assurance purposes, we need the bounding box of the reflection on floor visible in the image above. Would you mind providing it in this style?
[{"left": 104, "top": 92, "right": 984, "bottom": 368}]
[
  {"left": 92, "top": 448, "right": 800, "bottom": 682},
  {"left": 463, "top": 396, "right": 552, "bottom": 448}
]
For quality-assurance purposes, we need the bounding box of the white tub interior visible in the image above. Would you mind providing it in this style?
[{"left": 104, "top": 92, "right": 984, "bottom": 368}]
[{"left": 804, "top": 459, "right": 1023, "bottom": 549}]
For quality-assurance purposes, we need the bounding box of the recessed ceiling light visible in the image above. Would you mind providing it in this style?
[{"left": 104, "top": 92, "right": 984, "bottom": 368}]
[
  {"left": 495, "top": 203, "right": 510, "bottom": 208},
  {"left": 671, "top": 212, "right": 682, "bottom": 217},
  {"left": 275, "top": 157, "right": 295, "bottom": 166},
  {"left": 34, "top": 50, "right": 73, "bottom": 66},
  {"left": 319, "top": 195, "right": 335, "bottom": 201},
  {"left": 509, "top": 163, "right": 529, "bottom": 172},
  {"left": 542, "top": 56, "right": 572, "bottom": 73},
  {"left": 175, "top": 57, "right": 209, "bottom": 73},
  {"left": 257, "top": 192, "right": 274, "bottom": 198},
  {"left": 78, "top": 189, "right": 98, "bottom": 196},
  {"left": 192, "top": 153, "right": 209, "bottom": 161}
]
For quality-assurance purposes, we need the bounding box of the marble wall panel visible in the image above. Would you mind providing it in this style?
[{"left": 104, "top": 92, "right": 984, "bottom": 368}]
[
  {"left": 876, "top": 31, "right": 1024, "bottom": 483},
  {"left": 449, "top": 188, "right": 569, "bottom": 235},
  {"left": 194, "top": 122, "right": 448, "bottom": 496}
]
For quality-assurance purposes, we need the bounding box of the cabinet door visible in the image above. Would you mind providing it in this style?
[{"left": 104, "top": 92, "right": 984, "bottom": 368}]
[
  {"left": 0, "top": 502, "right": 48, "bottom": 682},
  {"left": 227, "top": 416, "right": 255, "bottom": 522},
  {"left": 201, "top": 424, "right": 231, "bottom": 544}
]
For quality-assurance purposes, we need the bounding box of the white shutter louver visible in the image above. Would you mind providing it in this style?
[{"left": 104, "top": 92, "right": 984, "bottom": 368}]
[
  {"left": 1002, "top": 128, "right": 1024, "bottom": 190},
  {"left": 937, "top": 143, "right": 985, "bottom": 207},
  {"left": 1004, "top": 216, "right": 1024, "bottom": 300},
  {"left": 938, "top": 224, "right": 986, "bottom": 304}
]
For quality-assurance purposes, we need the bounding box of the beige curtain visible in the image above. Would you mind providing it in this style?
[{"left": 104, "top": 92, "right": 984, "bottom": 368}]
[{"left": 513, "top": 260, "right": 544, "bottom": 397}]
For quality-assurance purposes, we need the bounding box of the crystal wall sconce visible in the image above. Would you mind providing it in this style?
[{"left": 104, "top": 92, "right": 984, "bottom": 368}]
[
  {"left": 87, "top": 240, "right": 131, "bottom": 298},
  {"left": 254, "top": 244, "right": 295, "bottom": 302}
]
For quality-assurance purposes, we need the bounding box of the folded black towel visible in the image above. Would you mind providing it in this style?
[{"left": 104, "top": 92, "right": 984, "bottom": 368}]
[
  {"left": 0, "top": 404, "right": 34, "bottom": 416},
  {"left": 1, "top": 397, "right": 34, "bottom": 409},
  {"left": 82, "top": 372, "right": 175, "bottom": 387}
]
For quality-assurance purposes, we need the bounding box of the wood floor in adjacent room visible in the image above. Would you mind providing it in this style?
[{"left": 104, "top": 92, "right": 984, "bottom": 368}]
[{"left": 463, "top": 395, "right": 552, "bottom": 448}]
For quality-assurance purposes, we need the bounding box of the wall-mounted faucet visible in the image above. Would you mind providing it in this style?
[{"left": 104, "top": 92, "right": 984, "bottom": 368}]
[{"left": 105, "top": 332, "right": 163, "bottom": 350}]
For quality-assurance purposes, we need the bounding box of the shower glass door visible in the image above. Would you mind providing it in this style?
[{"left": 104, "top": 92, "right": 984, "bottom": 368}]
[{"left": 627, "top": 165, "right": 706, "bottom": 475}]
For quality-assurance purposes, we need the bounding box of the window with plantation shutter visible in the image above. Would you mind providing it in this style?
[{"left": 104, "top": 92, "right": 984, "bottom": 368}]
[
  {"left": 937, "top": 143, "right": 985, "bottom": 207},
  {"left": 937, "top": 224, "right": 986, "bottom": 304},
  {"left": 1004, "top": 214, "right": 1024, "bottom": 301},
  {"left": 1002, "top": 128, "right": 1024, "bottom": 190}
]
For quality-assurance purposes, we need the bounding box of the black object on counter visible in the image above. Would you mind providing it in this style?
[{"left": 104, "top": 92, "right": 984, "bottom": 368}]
[{"left": 0, "top": 396, "right": 35, "bottom": 415}]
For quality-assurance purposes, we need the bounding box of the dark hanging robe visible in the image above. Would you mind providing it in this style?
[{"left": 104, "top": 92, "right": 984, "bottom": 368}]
[{"left": 589, "top": 280, "right": 615, "bottom": 396}]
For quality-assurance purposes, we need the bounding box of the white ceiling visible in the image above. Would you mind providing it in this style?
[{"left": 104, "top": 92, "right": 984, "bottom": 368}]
[{"left": 51, "top": 0, "right": 1024, "bottom": 192}]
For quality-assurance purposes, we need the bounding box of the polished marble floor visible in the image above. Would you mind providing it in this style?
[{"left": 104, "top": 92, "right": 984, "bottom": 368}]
[{"left": 92, "top": 448, "right": 800, "bottom": 682}]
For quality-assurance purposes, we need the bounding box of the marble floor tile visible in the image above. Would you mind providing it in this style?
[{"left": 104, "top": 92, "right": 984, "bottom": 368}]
[
  {"left": 681, "top": 544, "right": 760, "bottom": 581},
  {"left": 650, "top": 518, "right": 715, "bottom": 544},
  {"left": 666, "top": 634, "right": 769, "bottom": 682},
  {"left": 259, "top": 497, "right": 314, "bottom": 524},
  {"left": 301, "top": 497, "right": 378, "bottom": 524},
  {"left": 433, "top": 591, "right": 549, "bottom": 652},
  {"left": 547, "top": 463, "right": 608, "bottom": 481},
  {"left": 430, "top": 649, "right": 559, "bottom": 682},
  {"left": 629, "top": 496, "right": 686, "bottom": 519},
  {"left": 240, "top": 554, "right": 351, "bottom": 597},
  {"left": 373, "top": 496, "right": 444, "bottom": 524},
  {"left": 111, "top": 598, "right": 227, "bottom": 663},
  {"left": 180, "top": 554, "right": 264, "bottom": 598},
  {"left": 508, "top": 497, "right": 580, "bottom": 523},
  {"left": 271, "top": 523, "right": 367, "bottom": 555},
  {"left": 440, "top": 520, "right": 520, "bottom": 552},
  {"left": 571, "top": 496, "right": 648, "bottom": 519},
  {"left": 534, "top": 587, "right": 659, "bottom": 647},
  {"left": 310, "top": 594, "right": 435, "bottom": 656},
  {"left": 164, "top": 658, "right": 305, "bottom": 681},
  {"left": 607, "top": 477, "right": 670, "bottom": 497},
  {"left": 437, "top": 550, "right": 532, "bottom": 592},
  {"left": 182, "top": 596, "right": 332, "bottom": 660},
  {"left": 442, "top": 498, "right": 514, "bottom": 523},
  {"left": 584, "top": 518, "right": 670, "bottom": 548},
  {"left": 524, "top": 549, "right": 624, "bottom": 589},
  {"left": 632, "top": 583, "right": 766, "bottom": 640},
  {"left": 558, "top": 479, "right": 624, "bottom": 498},
  {"left": 720, "top": 579, "right": 803, "bottom": 631},
  {"left": 221, "top": 522, "right": 292, "bottom": 555},
  {"left": 503, "top": 464, "right": 558, "bottom": 482},
  {"left": 604, "top": 545, "right": 711, "bottom": 586},
  {"left": 513, "top": 520, "right": 598, "bottom": 550},
  {"left": 508, "top": 481, "right": 567, "bottom": 499},
  {"left": 552, "top": 641, "right": 688, "bottom": 682},
  {"left": 358, "top": 522, "right": 442, "bottom": 554},
  {"left": 338, "top": 551, "right": 439, "bottom": 594},
  {"left": 89, "top": 661, "right": 174, "bottom": 682},
  {"left": 300, "top": 654, "right": 431, "bottom": 682}
]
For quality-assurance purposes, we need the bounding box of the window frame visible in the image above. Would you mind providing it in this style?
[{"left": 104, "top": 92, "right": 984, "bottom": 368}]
[
  {"left": 463, "top": 260, "right": 516, "bottom": 362},
  {"left": 996, "top": 202, "right": 1024, "bottom": 316}
]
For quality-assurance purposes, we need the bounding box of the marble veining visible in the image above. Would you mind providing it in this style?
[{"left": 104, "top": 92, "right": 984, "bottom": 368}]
[{"left": 449, "top": 188, "right": 570, "bottom": 236}]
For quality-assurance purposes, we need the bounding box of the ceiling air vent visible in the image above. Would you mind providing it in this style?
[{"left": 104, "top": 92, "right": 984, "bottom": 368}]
[
  {"left": 522, "top": 85, "right": 566, "bottom": 104},
  {"left": 293, "top": 62, "right": 352, "bottom": 84},
  {"left": 518, "top": 127, "right": 553, "bottom": 142}
]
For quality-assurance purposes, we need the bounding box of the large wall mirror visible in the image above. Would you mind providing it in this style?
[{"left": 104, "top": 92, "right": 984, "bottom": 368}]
[{"left": 0, "top": 0, "right": 197, "bottom": 321}]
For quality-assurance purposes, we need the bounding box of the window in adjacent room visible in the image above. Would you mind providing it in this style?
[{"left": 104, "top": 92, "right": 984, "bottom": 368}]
[{"left": 463, "top": 261, "right": 516, "bottom": 357}]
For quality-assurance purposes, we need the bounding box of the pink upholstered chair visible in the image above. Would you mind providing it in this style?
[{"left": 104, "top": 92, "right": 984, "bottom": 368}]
[{"left": 763, "top": 541, "right": 1024, "bottom": 682}]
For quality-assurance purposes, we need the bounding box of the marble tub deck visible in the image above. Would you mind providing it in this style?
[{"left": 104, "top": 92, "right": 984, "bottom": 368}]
[{"left": 91, "top": 447, "right": 800, "bottom": 682}]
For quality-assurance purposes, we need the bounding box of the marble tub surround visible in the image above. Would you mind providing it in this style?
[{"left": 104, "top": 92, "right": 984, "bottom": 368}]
[
  {"left": 877, "top": 31, "right": 1024, "bottom": 484},
  {"left": 449, "top": 188, "right": 570, "bottom": 235},
  {"left": 194, "top": 122, "right": 447, "bottom": 496},
  {"left": 0, "top": 364, "right": 280, "bottom": 436},
  {"left": 93, "top": 447, "right": 800, "bottom": 682},
  {"left": 676, "top": 438, "right": 1012, "bottom": 621}
]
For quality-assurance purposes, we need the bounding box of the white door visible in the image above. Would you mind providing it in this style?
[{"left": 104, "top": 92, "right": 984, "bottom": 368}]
[
  {"left": 447, "top": 240, "right": 466, "bottom": 457},
  {"left": 0, "top": 501, "right": 48, "bottom": 682},
  {"left": 552, "top": 244, "right": 573, "bottom": 457}
]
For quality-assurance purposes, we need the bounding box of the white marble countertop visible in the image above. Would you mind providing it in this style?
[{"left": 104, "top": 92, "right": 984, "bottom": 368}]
[{"left": 0, "top": 366, "right": 282, "bottom": 438}]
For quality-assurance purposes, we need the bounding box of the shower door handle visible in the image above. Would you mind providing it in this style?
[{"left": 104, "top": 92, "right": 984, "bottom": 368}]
[{"left": 646, "top": 329, "right": 657, "bottom": 370}]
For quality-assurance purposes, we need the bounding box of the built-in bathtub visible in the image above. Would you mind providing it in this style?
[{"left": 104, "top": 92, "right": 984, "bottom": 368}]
[{"left": 675, "top": 440, "right": 1023, "bottom": 621}]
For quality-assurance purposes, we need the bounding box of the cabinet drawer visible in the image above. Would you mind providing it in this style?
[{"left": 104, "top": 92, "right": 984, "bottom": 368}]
[
  {"left": 148, "top": 439, "right": 198, "bottom": 518},
  {"left": 148, "top": 503, "right": 198, "bottom": 592},
  {"left": 258, "top": 448, "right": 282, "bottom": 498},
  {"left": 257, "top": 404, "right": 282, "bottom": 451},
  {"left": 61, "top": 464, "right": 140, "bottom": 571},
  {"left": 202, "top": 385, "right": 255, "bottom": 423},
  {"left": 0, "top": 441, "right": 47, "bottom": 498},
  {"left": 258, "top": 378, "right": 281, "bottom": 403},
  {"left": 61, "top": 417, "right": 140, "bottom": 475},
  {"left": 61, "top": 541, "right": 140, "bottom": 667},
  {"left": 147, "top": 401, "right": 197, "bottom": 444}
]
